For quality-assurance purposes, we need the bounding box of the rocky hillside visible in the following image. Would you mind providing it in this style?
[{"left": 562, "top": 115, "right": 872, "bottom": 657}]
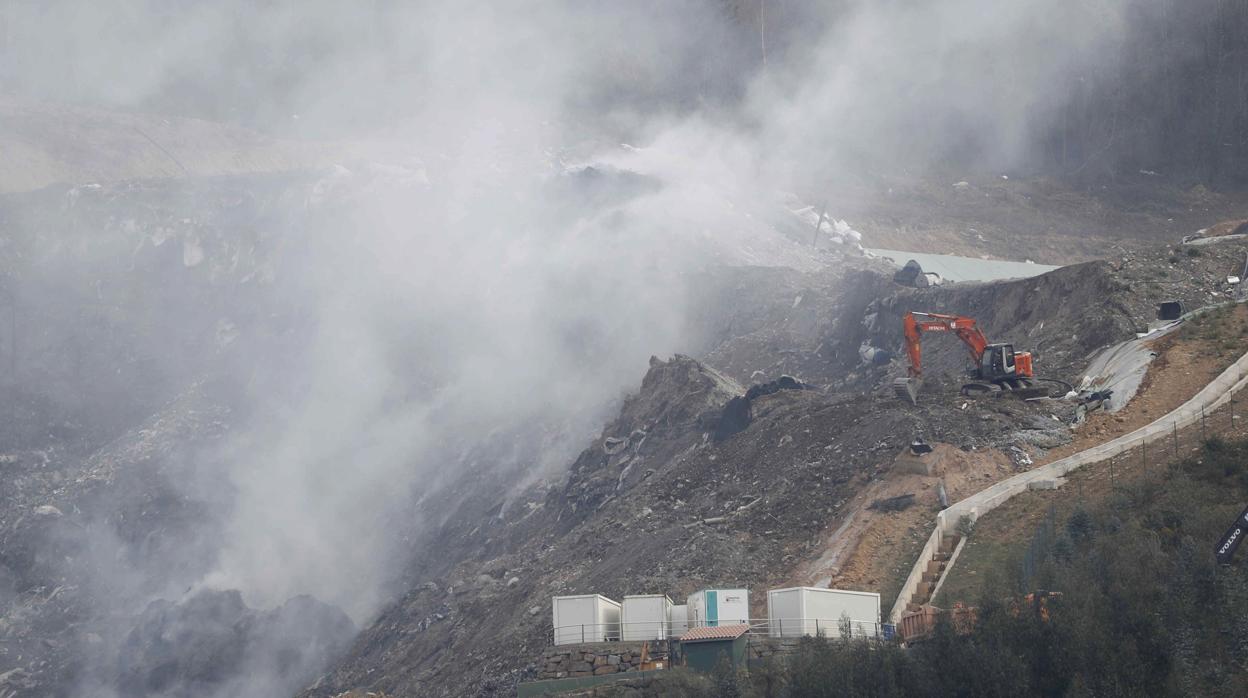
[
  {"left": 1, "top": 161, "right": 1246, "bottom": 697},
  {"left": 301, "top": 238, "right": 1248, "bottom": 696}
]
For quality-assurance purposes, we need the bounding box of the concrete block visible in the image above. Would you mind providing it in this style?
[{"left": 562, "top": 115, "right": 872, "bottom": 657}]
[
  {"left": 1026, "top": 478, "right": 1066, "bottom": 491},
  {"left": 893, "top": 448, "right": 944, "bottom": 476}
]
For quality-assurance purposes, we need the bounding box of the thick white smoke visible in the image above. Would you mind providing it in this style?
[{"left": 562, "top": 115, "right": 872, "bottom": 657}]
[{"left": 1, "top": 1, "right": 1142, "bottom": 694}]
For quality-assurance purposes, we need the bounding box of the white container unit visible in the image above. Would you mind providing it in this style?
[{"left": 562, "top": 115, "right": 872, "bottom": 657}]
[
  {"left": 621, "top": 595, "right": 673, "bottom": 641},
  {"left": 687, "top": 588, "right": 750, "bottom": 628},
  {"left": 552, "top": 595, "right": 621, "bottom": 645},
  {"left": 767, "top": 587, "right": 881, "bottom": 638},
  {"left": 669, "top": 604, "right": 689, "bottom": 637}
]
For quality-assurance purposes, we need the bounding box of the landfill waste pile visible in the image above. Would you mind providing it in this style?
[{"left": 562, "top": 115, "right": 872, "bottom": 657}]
[{"left": 5, "top": 4, "right": 1248, "bottom": 694}]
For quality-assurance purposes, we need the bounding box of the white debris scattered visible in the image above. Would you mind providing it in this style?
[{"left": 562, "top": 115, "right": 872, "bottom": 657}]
[
  {"left": 831, "top": 219, "right": 862, "bottom": 243},
  {"left": 182, "top": 236, "right": 205, "bottom": 267},
  {"left": 215, "top": 318, "right": 239, "bottom": 350}
]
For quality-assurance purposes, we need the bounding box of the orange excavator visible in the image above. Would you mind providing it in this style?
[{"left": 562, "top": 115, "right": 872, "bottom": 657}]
[{"left": 893, "top": 311, "right": 1069, "bottom": 403}]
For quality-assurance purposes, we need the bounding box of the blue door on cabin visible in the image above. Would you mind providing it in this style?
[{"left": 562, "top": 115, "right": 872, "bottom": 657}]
[{"left": 706, "top": 591, "right": 718, "bottom": 627}]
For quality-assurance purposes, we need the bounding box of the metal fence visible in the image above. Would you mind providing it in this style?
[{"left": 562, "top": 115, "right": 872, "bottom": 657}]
[
  {"left": 892, "top": 343, "right": 1248, "bottom": 624},
  {"left": 552, "top": 618, "right": 895, "bottom": 646},
  {"left": 1022, "top": 504, "right": 1058, "bottom": 586},
  {"left": 1088, "top": 394, "right": 1248, "bottom": 495},
  {"left": 552, "top": 620, "right": 674, "bottom": 645}
]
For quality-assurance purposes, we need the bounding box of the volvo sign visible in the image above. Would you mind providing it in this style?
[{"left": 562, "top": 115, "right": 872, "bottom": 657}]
[{"left": 1215, "top": 505, "right": 1248, "bottom": 565}]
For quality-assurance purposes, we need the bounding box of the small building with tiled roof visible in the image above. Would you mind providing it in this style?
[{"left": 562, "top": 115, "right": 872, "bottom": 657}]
[
  {"left": 678, "top": 624, "right": 751, "bottom": 672},
  {"left": 679, "top": 624, "right": 750, "bottom": 642}
]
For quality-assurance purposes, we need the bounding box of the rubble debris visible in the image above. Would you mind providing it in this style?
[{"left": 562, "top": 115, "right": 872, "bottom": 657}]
[
  {"left": 0, "top": 668, "right": 36, "bottom": 694},
  {"left": 745, "top": 375, "right": 808, "bottom": 401},
  {"left": 892, "top": 259, "right": 941, "bottom": 288},
  {"left": 715, "top": 396, "right": 752, "bottom": 441},
  {"left": 1182, "top": 218, "right": 1248, "bottom": 244},
  {"left": 1008, "top": 445, "right": 1034, "bottom": 468},
  {"left": 117, "top": 590, "right": 354, "bottom": 698},
  {"left": 1013, "top": 429, "right": 1072, "bottom": 449},
  {"left": 859, "top": 342, "right": 893, "bottom": 365},
  {"left": 868, "top": 494, "right": 916, "bottom": 512},
  {"left": 714, "top": 375, "right": 810, "bottom": 441},
  {"left": 1073, "top": 389, "right": 1113, "bottom": 424},
  {"left": 603, "top": 436, "right": 629, "bottom": 455},
  {"left": 894, "top": 259, "right": 926, "bottom": 287}
]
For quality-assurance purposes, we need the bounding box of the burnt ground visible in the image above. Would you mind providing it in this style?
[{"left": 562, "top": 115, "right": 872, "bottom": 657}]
[
  {"left": 302, "top": 240, "right": 1248, "bottom": 697},
  {"left": 0, "top": 158, "right": 1247, "bottom": 698},
  {"left": 298, "top": 358, "right": 1074, "bottom": 697}
]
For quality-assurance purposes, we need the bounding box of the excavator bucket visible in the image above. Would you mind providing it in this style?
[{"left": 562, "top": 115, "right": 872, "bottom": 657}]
[{"left": 894, "top": 377, "right": 919, "bottom": 405}]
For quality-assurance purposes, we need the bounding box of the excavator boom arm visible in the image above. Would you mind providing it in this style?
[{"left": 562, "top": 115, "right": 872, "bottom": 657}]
[{"left": 902, "top": 311, "right": 990, "bottom": 377}]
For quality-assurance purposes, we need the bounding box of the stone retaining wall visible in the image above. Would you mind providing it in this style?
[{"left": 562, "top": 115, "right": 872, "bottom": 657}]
[
  {"left": 538, "top": 641, "right": 669, "bottom": 680},
  {"left": 746, "top": 636, "right": 804, "bottom": 662}
]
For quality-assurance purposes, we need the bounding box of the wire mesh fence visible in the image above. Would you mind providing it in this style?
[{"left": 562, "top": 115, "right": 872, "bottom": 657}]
[
  {"left": 1021, "top": 504, "right": 1058, "bottom": 586},
  {"left": 1094, "top": 382, "right": 1248, "bottom": 488},
  {"left": 551, "top": 618, "right": 893, "bottom": 646}
]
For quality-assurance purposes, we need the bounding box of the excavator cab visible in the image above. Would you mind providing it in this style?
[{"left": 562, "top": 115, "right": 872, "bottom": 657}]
[
  {"left": 977, "top": 344, "right": 1034, "bottom": 386},
  {"left": 980, "top": 344, "right": 1016, "bottom": 380}
]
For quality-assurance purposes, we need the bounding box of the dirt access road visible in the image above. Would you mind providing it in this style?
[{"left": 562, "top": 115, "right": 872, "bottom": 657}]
[
  {"left": 788, "top": 444, "right": 1013, "bottom": 605},
  {"left": 936, "top": 305, "right": 1248, "bottom": 604},
  {"left": 785, "top": 305, "right": 1248, "bottom": 608}
]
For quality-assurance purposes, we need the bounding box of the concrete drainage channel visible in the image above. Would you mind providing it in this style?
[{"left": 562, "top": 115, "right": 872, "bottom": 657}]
[{"left": 889, "top": 338, "right": 1248, "bottom": 625}]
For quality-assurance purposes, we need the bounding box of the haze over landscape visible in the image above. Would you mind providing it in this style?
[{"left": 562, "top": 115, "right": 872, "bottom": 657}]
[{"left": 1, "top": 1, "right": 1248, "bottom": 697}]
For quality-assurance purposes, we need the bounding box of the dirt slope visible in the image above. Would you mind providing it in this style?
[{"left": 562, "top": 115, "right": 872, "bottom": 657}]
[
  {"left": 835, "top": 174, "right": 1248, "bottom": 265},
  {"left": 0, "top": 96, "right": 343, "bottom": 193}
]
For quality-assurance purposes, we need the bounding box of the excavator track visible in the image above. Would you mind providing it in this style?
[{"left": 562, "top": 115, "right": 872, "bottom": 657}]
[
  {"left": 960, "top": 381, "right": 1001, "bottom": 397},
  {"left": 961, "top": 377, "right": 1072, "bottom": 399},
  {"left": 1031, "top": 377, "right": 1074, "bottom": 398}
]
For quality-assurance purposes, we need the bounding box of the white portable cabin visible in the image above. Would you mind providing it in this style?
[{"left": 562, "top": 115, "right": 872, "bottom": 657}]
[
  {"left": 552, "top": 594, "right": 621, "bottom": 645},
  {"left": 669, "top": 604, "right": 689, "bottom": 637},
  {"left": 621, "top": 595, "right": 673, "bottom": 641},
  {"left": 687, "top": 588, "right": 749, "bottom": 628},
  {"left": 767, "top": 587, "right": 881, "bottom": 638}
]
